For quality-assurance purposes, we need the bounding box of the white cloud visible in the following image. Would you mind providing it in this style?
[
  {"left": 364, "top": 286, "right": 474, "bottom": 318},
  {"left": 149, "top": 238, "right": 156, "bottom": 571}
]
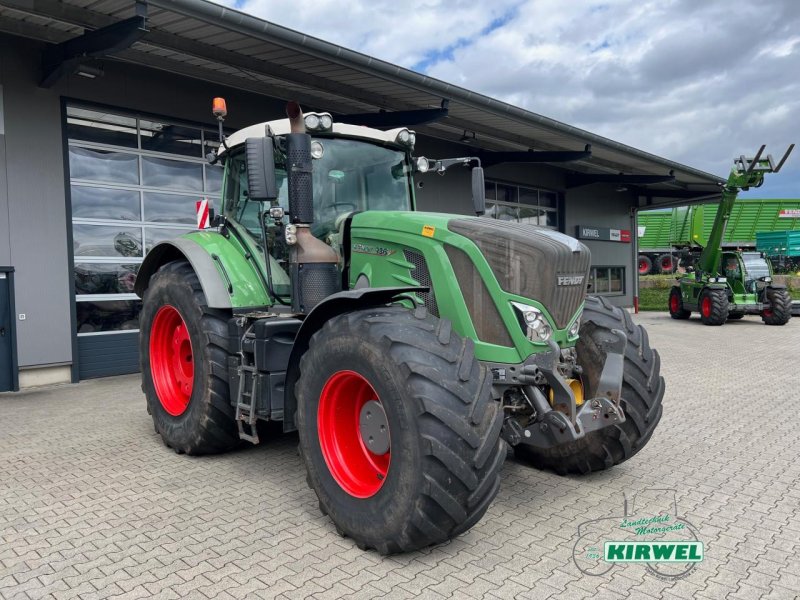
[{"left": 217, "top": 0, "right": 800, "bottom": 197}]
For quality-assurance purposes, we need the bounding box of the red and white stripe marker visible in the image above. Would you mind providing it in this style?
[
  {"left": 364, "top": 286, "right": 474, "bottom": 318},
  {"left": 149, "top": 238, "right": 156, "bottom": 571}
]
[{"left": 196, "top": 199, "right": 210, "bottom": 229}]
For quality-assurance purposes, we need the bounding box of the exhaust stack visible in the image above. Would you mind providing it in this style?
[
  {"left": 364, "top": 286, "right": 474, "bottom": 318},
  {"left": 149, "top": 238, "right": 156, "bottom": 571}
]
[{"left": 284, "top": 102, "right": 340, "bottom": 313}]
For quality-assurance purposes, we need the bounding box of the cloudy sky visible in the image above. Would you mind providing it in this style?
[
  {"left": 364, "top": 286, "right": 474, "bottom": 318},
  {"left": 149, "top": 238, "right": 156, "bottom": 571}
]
[{"left": 219, "top": 0, "right": 799, "bottom": 198}]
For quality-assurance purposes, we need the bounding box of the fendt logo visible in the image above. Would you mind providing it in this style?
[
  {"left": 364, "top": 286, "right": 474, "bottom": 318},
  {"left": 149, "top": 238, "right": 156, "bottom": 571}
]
[
  {"left": 557, "top": 275, "right": 585, "bottom": 286},
  {"left": 604, "top": 542, "right": 703, "bottom": 563}
]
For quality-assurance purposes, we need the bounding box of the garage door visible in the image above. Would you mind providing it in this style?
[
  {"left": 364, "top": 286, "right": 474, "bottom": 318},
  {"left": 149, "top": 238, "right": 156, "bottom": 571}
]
[{"left": 66, "top": 104, "right": 222, "bottom": 379}]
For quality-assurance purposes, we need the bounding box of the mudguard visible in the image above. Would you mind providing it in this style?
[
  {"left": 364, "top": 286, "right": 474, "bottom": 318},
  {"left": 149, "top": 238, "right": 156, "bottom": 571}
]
[
  {"left": 134, "top": 234, "right": 271, "bottom": 309},
  {"left": 282, "top": 286, "right": 426, "bottom": 432}
]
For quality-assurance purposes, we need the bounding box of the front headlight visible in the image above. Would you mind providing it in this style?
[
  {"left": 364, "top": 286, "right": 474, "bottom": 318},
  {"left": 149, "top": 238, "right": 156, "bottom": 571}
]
[
  {"left": 511, "top": 302, "right": 552, "bottom": 342},
  {"left": 568, "top": 313, "right": 582, "bottom": 338}
]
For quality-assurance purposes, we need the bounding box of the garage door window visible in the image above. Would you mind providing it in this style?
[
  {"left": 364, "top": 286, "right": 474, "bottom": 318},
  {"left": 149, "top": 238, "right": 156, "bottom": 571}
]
[{"left": 67, "top": 105, "right": 222, "bottom": 336}]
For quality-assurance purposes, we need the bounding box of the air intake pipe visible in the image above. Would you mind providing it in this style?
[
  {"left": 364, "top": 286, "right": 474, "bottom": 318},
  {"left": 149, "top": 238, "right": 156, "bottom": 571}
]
[{"left": 284, "top": 102, "right": 340, "bottom": 313}]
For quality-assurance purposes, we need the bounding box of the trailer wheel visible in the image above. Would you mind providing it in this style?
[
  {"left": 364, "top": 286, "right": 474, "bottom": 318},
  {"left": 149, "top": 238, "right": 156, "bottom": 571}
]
[
  {"left": 515, "top": 296, "right": 664, "bottom": 475},
  {"left": 668, "top": 286, "right": 690, "bottom": 319},
  {"left": 657, "top": 254, "right": 676, "bottom": 274},
  {"left": 140, "top": 260, "right": 238, "bottom": 454},
  {"left": 699, "top": 288, "right": 728, "bottom": 326},
  {"left": 638, "top": 255, "right": 653, "bottom": 275},
  {"left": 296, "top": 306, "right": 505, "bottom": 554},
  {"left": 762, "top": 288, "right": 792, "bottom": 325}
]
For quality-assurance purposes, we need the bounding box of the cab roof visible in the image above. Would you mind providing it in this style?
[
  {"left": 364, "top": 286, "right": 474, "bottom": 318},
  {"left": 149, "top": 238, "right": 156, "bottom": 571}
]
[{"left": 220, "top": 118, "right": 410, "bottom": 157}]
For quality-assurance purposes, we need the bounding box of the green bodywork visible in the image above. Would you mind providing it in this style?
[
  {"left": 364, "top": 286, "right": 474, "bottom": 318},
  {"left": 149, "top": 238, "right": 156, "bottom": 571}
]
[
  {"left": 181, "top": 230, "right": 273, "bottom": 309},
  {"left": 676, "top": 147, "right": 792, "bottom": 310},
  {"left": 141, "top": 132, "right": 581, "bottom": 367},
  {"left": 638, "top": 200, "right": 800, "bottom": 252},
  {"left": 348, "top": 211, "right": 580, "bottom": 364}
]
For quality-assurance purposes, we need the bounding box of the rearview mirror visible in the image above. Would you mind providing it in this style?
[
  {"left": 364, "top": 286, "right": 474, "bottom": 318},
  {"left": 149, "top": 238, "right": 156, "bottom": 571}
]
[
  {"left": 245, "top": 137, "right": 277, "bottom": 200},
  {"left": 471, "top": 166, "right": 486, "bottom": 216}
]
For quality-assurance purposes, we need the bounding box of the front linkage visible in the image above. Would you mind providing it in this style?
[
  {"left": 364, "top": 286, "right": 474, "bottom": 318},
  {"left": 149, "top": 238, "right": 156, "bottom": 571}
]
[{"left": 499, "top": 332, "right": 626, "bottom": 449}]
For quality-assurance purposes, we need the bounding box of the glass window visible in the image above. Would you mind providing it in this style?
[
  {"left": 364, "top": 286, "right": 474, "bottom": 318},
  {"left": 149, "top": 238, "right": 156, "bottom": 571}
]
[
  {"left": 205, "top": 164, "right": 224, "bottom": 195},
  {"left": 143, "top": 192, "right": 197, "bottom": 224},
  {"left": 145, "top": 226, "right": 195, "bottom": 252},
  {"left": 518, "top": 188, "right": 538, "bottom": 206},
  {"left": 73, "top": 224, "right": 143, "bottom": 258},
  {"left": 589, "top": 266, "right": 625, "bottom": 295},
  {"left": 540, "top": 191, "right": 558, "bottom": 208},
  {"left": 497, "top": 184, "right": 517, "bottom": 204},
  {"left": 75, "top": 263, "right": 139, "bottom": 295},
  {"left": 518, "top": 206, "right": 547, "bottom": 225},
  {"left": 142, "top": 155, "right": 203, "bottom": 191},
  {"left": 66, "top": 107, "right": 138, "bottom": 148},
  {"left": 76, "top": 300, "right": 142, "bottom": 333},
  {"left": 593, "top": 267, "right": 610, "bottom": 293},
  {"left": 140, "top": 119, "right": 203, "bottom": 157},
  {"left": 482, "top": 179, "right": 560, "bottom": 230},
  {"left": 486, "top": 203, "right": 518, "bottom": 221},
  {"left": 71, "top": 185, "right": 141, "bottom": 221},
  {"left": 69, "top": 146, "right": 139, "bottom": 185}
]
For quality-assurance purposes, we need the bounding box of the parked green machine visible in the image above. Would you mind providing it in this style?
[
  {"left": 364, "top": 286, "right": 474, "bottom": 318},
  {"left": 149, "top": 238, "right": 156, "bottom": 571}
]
[
  {"left": 135, "top": 100, "right": 665, "bottom": 553},
  {"left": 669, "top": 145, "right": 795, "bottom": 326}
]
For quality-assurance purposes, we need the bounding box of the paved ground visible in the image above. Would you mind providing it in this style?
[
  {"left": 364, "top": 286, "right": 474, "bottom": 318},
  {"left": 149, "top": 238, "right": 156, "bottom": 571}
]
[{"left": 1, "top": 312, "right": 799, "bottom": 600}]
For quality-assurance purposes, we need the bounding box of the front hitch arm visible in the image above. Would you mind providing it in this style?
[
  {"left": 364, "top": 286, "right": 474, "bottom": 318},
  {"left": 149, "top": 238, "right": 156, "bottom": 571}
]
[{"left": 512, "top": 330, "right": 627, "bottom": 449}]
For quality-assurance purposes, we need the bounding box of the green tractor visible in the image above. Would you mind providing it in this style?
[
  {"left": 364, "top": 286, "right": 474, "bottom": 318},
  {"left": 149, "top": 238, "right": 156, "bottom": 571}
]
[
  {"left": 669, "top": 145, "right": 795, "bottom": 326},
  {"left": 134, "top": 100, "right": 664, "bottom": 554}
]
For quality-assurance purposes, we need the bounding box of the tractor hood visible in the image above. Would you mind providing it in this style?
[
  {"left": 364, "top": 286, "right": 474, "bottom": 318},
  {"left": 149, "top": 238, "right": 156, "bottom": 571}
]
[{"left": 349, "top": 211, "right": 591, "bottom": 329}]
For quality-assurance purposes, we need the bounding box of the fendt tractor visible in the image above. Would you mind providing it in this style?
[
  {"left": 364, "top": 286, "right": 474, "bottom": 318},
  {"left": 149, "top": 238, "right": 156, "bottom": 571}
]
[
  {"left": 134, "top": 100, "right": 665, "bottom": 554},
  {"left": 669, "top": 145, "right": 795, "bottom": 326}
]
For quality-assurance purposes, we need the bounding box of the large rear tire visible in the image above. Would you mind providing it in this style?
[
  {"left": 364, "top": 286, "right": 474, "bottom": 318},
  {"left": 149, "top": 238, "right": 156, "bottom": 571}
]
[
  {"left": 140, "top": 261, "right": 238, "bottom": 455},
  {"left": 296, "top": 306, "right": 506, "bottom": 554},
  {"left": 657, "top": 254, "right": 677, "bottom": 274},
  {"left": 762, "top": 288, "right": 792, "bottom": 325},
  {"left": 515, "top": 296, "right": 664, "bottom": 475},
  {"left": 668, "top": 286, "right": 690, "bottom": 319},
  {"left": 699, "top": 288, "right": 728, "bottom": 326}
]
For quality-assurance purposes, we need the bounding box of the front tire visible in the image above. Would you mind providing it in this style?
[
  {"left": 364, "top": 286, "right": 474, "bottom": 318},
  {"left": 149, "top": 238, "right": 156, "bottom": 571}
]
[
  {"left": 669, "top": 286, "right": 690, "bottom": 319},
  {"left": 762, "top": 288, "right": 792, "bottom": 325},
  {"left": 515, "top": 296, "right": 664, "bottom": 475},
  {"left": 140, "top": 261, "right": 238, "bottom": 454},
  {"left": 296, "top": 306, "right": 506, "bottom": 554},
  {"left": 699, "top": 288, "right": 728, "bottom": 325}
]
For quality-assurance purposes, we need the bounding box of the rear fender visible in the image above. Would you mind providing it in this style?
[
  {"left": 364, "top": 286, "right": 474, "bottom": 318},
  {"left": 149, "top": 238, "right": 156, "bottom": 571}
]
[
  {"left": 134, "top": 233, "right": 271, "bottom": 309},
  {"left": 282, "top": 286, "right": 425, "bottom": 433}
]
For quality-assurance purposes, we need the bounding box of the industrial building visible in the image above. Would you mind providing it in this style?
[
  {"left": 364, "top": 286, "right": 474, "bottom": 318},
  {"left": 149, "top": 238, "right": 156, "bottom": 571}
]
[{"left": 0, "top": 0, "right": 724, "bottom": 390}]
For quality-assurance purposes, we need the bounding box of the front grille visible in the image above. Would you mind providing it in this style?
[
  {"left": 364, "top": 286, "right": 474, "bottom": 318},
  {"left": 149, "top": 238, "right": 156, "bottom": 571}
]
[
  {"left": 448, "top": 219, "right": 591, "bottom": 329},
  {"left": 403, "top": 249, "right": 439, "bottom": 317},
  {"left": 445, "top": 246, "right": 514, "bottom": 347}
]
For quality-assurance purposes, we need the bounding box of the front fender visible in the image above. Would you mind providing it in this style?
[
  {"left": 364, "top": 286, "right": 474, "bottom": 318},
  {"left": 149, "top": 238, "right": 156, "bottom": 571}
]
[
  {"left": 282, "top": 286, "right": 426, "bottom": 432},
  {"left": 134, "top": 233, "right": 271, "bottom": 309}
]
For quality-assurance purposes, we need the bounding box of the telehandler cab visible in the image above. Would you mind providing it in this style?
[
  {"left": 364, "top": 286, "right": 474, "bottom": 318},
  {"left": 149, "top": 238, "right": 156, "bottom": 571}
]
[
  {"left": 669, "top": 145, "right": 795, "bottom": 326},
  {"left": 134, "top": 100, "right": 665, "bottom": 553}
]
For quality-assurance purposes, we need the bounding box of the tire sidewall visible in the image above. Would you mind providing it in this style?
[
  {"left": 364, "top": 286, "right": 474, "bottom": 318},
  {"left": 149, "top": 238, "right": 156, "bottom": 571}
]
[
  {"left": 297, "top": 323, "right": 423, "bottom": 542},
  {"left": 141, "top": 268, "right": 213, "bottom": 447}
]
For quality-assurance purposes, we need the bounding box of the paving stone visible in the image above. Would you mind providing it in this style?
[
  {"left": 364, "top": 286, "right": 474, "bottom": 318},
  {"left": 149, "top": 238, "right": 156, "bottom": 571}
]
[{"left": 0, "top": 315, "right": 798, "bottom": 600}]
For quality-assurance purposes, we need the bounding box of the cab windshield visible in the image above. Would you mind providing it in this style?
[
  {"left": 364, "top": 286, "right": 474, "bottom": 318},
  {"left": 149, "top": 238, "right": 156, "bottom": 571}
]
[{"left": 222, "top": 137, "right": 412, "bottom": 242}]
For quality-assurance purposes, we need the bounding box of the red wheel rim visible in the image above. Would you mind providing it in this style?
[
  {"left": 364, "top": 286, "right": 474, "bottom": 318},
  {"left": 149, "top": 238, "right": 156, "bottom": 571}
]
[
  {"left": 669, "top": 294, "right": 679, "bottom": 313},
  {"left": 639, "top": 259, "right": 649, "bottom": 274},
  {"left": 317, "top": 370, "right": 390, "bottom": 498},
  {"left": 661, "top": 257, "right": 672, "bottom": 270},
  {"left": 763, "top": 308, "right": 773, "bottom": 317},
  {"left": 150, "top": 305, "right": 194, "bottom": 416},
  {"left": 701, "top": 297, "right": 712, "bottom": 318}
]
